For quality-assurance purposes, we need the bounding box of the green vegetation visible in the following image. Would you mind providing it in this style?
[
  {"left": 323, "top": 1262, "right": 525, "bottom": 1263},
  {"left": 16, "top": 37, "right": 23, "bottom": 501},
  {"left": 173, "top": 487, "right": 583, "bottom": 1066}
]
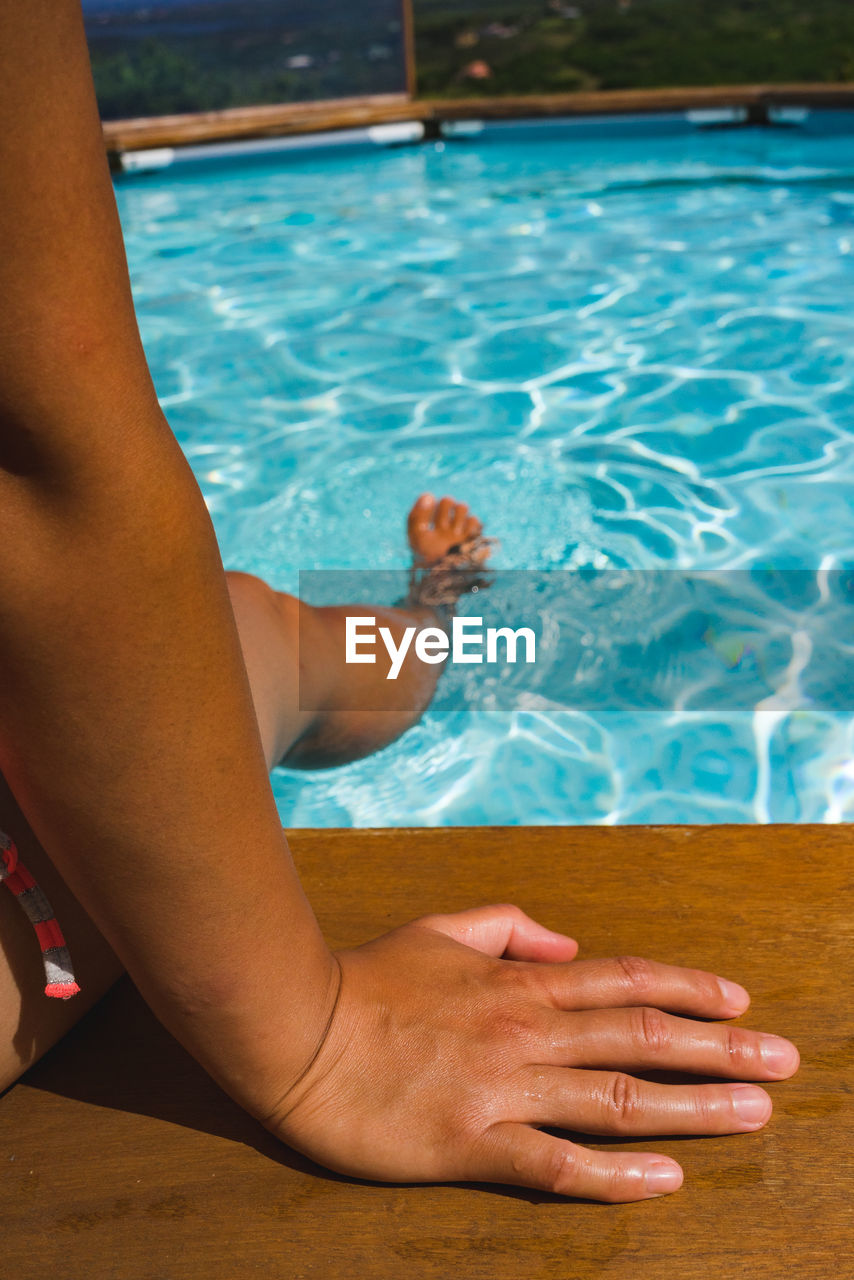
[
  {"left": 85, "top": 2, "right": 405, "bottom": 120},
  {"left": 415, "top": 0, "right": 854, "bottom": 98},
  {"left": 85, "top": 1, "right": 854, "bottom": 120},
  {"left": 89, "top": 35, "right": 403, "bottom": 118}
]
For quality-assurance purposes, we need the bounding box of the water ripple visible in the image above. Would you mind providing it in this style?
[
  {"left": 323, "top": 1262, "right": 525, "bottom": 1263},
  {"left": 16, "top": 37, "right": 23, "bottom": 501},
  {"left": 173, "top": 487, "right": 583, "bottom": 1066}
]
[{"left": 115, "top": 124, "right": 854, "bottom": 825}]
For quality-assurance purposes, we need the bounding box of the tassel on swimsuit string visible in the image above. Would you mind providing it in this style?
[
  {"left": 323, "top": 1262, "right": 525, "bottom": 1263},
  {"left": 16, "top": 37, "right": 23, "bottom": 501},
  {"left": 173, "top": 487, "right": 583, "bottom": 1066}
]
[{"left": 0, "top": 829, "right": 80, "bottom": 1000}]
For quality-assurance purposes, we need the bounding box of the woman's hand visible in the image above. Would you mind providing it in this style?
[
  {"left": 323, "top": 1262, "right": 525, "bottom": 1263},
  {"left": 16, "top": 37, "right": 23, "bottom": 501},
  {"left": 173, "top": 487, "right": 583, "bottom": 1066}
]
[{"left": 266, "top": 904, "right": 799, "bottom": 1203}]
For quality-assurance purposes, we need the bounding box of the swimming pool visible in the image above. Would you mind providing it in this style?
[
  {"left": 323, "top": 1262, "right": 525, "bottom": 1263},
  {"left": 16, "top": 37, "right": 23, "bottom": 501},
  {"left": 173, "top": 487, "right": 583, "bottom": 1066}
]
[{"left": 115, "top": 112, "right": 854, "bottom": 825}]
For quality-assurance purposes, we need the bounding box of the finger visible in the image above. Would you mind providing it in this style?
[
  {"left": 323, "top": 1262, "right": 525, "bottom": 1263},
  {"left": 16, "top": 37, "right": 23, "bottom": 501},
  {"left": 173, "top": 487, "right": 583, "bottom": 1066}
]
[
  {"left": 542, "top": 1006, "right": 799, "bottom": 1080},
  {"left": 538, "top": 954, "right": 751, "bottom": 1020},
  {"left": 478, "top": 1122, "right": 683, "bottom": 1203},
  {"left": 411, "top": 904, "right": 578, "bottom": 962},
  {"left": 518, "top": 1067, "right": 773, "bottom": 1137}
]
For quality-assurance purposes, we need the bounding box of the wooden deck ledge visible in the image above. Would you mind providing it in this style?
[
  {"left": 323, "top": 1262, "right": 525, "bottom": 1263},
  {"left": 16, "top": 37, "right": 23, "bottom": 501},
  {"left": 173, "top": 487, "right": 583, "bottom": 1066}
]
[{"left": 3, "top": 823, "right": 851, "bottom": 1278}]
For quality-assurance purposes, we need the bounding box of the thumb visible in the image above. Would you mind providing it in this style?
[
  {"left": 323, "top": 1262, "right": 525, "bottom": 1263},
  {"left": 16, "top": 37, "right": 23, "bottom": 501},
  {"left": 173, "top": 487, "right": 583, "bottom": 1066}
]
[{"left": 412, "top": 903, "right": 578, "bottom": 963}]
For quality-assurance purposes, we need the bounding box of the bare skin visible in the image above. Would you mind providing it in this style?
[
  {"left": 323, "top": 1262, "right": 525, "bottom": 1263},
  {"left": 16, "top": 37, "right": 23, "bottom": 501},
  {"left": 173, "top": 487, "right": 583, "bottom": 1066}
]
[
  {"left": 0, "top": 490, "right": 491, "bottom": 1085},
  {"left": 0, "top": 490, "right": 800, "bottom": 1202},
  {"left": 409, "top": 492, "right": 483, "bottom": 567},
  {"left": 230, "top": 491, "right": 489, "bottom": 773},
  {"left": 0, "top": 1, "right": 800, "bottom": 1205}
]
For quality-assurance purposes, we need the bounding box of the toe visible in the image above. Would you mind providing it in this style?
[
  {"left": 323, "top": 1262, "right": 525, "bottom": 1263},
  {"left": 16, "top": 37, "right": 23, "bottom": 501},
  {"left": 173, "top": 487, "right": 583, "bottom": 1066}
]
[
  {"left": 407, "top": 493, "right": 436, "bottom": 536},
  {"left": 463, "top": 515, "right": 482, "bottom": 541},
  {"left": 451, "top": 502, "right": 470, "bottom": 539},
  {"left": 435, "top": 496, "right": 456, "bottom": 531}
]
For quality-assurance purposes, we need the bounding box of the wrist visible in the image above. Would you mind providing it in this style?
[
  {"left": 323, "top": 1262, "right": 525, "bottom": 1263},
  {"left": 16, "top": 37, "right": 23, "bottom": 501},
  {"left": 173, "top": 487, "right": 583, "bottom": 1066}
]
[{"left": 147, "top": 932, "right": 342, "bottom": 1124}]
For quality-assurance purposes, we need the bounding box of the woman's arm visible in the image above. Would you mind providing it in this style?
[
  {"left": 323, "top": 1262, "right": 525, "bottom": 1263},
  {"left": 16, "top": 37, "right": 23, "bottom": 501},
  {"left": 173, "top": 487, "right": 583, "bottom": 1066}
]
[
  {"left": 0, "top": 0, "right": 339, "bottom": 1117},
  {"left": 0, "top": 4, "right": 799, "bottom": 1202}
]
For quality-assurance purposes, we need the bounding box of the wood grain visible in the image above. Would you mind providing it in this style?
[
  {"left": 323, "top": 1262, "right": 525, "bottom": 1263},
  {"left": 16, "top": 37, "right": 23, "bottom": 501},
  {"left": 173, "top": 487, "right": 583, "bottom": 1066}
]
[
  {"left": 101, "top": 84, "right": 854, "bottom": 155},
  {"left": 2, "top": 824, "right": 851, "bottom": 1279}
]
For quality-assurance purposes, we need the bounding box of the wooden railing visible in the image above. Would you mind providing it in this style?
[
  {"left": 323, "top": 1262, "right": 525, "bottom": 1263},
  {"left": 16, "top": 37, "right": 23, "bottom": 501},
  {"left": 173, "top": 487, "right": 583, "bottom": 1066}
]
[{"left": 102, "top": 83, "right": 854, "bottom": 160}]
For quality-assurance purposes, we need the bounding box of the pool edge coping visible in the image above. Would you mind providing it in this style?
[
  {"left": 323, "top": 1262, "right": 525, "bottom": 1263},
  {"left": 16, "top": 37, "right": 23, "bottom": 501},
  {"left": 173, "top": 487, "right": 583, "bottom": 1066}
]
[{"left": 103, "top": 83, "right": 854, "bottom": 162}]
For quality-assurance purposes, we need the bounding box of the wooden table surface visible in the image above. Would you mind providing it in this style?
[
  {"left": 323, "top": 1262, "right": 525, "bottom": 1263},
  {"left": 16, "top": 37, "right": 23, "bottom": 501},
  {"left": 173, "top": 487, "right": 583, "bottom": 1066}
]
[{"left": 2, "top": 825, "right": 852, "bottom": 1279}]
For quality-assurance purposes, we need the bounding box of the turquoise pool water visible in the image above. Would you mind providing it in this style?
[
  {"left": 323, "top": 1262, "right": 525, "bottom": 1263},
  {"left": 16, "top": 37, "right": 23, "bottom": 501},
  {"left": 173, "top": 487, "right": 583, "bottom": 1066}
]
[{"left": 116, "top": 114, "right": 854, "bottom": 825}]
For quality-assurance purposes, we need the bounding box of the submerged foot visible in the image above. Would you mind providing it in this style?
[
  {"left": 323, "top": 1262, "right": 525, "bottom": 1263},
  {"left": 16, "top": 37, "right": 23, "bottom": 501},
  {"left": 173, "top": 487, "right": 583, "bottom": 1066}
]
[
  {"left": 407, "top": 493, "right": 490, "bottom": 568},
  {"left": 404, "top": 493, "right": 495, "bottom": 613}
]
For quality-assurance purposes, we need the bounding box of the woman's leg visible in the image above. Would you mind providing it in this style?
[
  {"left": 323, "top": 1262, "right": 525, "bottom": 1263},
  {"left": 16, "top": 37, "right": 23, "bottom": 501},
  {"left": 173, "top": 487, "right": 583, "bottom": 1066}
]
[
  {"left": 0, "top": 494, "right": 491, "bottom": 1091},
  {"left": 226, "top": 493, "right": 490, "bottom": 770}
]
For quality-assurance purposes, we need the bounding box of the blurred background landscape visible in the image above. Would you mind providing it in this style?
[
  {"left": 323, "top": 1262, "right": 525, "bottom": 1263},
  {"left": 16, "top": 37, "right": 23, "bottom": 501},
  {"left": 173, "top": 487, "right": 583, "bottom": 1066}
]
[
  {"left": 83, "top": 0, "right": 854, "bottom": 121},
  {"left": 82, "top": 0, "right": 408, "bottom": 117}
]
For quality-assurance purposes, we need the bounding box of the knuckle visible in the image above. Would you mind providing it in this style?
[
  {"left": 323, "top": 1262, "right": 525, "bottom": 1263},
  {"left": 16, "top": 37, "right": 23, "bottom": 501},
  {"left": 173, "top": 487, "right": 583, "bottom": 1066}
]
[
  {"left": 688, "top": 1086, "right": 716, "bottom": 1127},
  {"left": 694, "top": 968, "right": 725, "bottom": 1005},
  {"left": 485, "top": 1000, "right": 543, "bottom": 1051},
  {"left": 489, "top": 956, "right": 539, "bottom": 995},
  {"left": 602, "top": 1164, "right": 631, "bottom": 1204},
  {"left": 543, "top": 1145, "right": 580, "bottom": 1196},
  {"left": 633, "top": 1006, "right": 672, "bottom": 1055},
  {"left": 724, "top": 1024, "right": 754, "bottom": 1069},
  {"left": 614, "top": 954, "right": 655, "bottom": 996},
  {"left": 604, "top": 1072, "right": 643, "bottom": 1128},
  {"left": 494, "top": 903, "right": 529, "bottom": 924},
  {"left": 503, "top": 958, "right": 552, "bottom": 1001},
  {"left": 485, "top": 954, "right": 521, "bottom": 987}
]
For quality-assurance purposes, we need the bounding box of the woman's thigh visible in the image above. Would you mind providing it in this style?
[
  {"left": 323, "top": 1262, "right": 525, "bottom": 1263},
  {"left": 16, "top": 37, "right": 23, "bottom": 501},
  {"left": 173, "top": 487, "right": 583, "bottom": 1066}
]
[{"left": 0, "top": 771, "right": 123, "bottom": 1093}]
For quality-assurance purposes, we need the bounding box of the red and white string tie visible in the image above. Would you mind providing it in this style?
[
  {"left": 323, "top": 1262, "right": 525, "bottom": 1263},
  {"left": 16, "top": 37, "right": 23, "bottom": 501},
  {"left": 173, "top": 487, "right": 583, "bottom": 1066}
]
[{"left": 0, "top": 829, "right": 80, "bottom": 1000}]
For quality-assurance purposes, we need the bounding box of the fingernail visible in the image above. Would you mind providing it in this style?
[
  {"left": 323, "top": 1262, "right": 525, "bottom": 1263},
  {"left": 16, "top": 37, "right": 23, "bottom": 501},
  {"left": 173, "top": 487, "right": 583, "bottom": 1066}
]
[
  {"left": 717, "top": 977, "right": 750, "bottom": 1014},
  {"left": 760, "top": 1035, "right": 799, "bottom": 1075},
  {"left": 731, "top": 1085, "right": 772, "bottom": 1128},
  {"left": 644, "top": 1161, "right": 683, "bottom": 1195}
]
